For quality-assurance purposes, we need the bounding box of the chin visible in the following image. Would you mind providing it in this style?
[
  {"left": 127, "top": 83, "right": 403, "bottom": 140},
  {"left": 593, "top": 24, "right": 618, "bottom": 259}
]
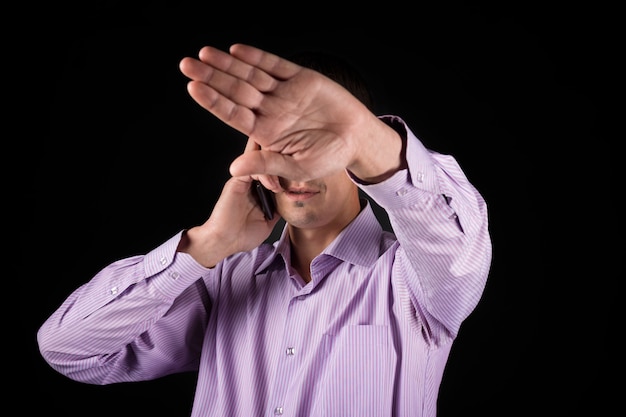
[{"left": 280, "top": 210, "right": 322, "bottom": 228}]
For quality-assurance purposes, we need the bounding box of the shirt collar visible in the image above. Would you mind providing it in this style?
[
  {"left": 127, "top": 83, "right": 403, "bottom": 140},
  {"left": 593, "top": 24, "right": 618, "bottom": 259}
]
[{"left": 318, "top": 199, "right": 385, "bottom": 267}]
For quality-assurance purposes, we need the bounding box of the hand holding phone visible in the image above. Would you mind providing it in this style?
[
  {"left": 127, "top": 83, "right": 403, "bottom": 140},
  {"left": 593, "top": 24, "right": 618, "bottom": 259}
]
[{"left": 252, "top": 180, "right": 276, "bottom": 220}]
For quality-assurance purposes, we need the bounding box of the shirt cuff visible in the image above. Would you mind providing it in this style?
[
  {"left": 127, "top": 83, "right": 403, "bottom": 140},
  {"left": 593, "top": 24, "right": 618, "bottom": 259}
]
[
  {"left": 143, "top": 230, "right": 213, "bottom": 300},
  {"left": 351, "top": 115, "right": 441, "bottom": 210}
]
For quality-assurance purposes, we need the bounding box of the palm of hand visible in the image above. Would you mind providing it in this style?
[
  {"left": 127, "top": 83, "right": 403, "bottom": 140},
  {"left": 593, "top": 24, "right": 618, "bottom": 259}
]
[{"left": 181, "top": 44, "right": 367, "bottom": 181}]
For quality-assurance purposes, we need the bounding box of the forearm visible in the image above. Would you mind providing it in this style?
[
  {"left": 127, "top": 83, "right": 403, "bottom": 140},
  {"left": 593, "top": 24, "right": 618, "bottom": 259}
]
[{"left": 37, "top": 232, "right": 212, "bottom": 382}]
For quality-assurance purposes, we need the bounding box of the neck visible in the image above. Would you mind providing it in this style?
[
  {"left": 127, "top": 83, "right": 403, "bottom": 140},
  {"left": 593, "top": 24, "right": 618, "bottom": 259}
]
[
  {"left": 288, "top": 227, "right": 337, "bottom": 283},
  {"left": 286, "top": 197, "right": 364, "bottom": 283}
]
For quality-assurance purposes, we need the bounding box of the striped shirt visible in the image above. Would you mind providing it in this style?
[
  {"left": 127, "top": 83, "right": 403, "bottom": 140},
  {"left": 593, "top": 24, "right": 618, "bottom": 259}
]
[{"left": 38, "top": 116, "right": 492, "bottom": 417}]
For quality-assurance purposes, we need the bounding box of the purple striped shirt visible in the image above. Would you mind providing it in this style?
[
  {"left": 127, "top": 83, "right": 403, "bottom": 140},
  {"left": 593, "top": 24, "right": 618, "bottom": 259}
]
[{"left": 38, "top": 116, "right": 492, "bottom": 417}]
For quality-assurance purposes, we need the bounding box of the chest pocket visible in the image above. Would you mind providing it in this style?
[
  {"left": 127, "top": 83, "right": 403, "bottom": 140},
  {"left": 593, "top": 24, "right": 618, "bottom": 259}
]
[{"left": 317, "top": 325, "right": 396, "bottom": 416}]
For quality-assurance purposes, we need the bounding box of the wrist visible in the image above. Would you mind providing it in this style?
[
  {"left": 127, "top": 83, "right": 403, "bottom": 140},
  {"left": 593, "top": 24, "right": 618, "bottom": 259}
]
[
  {"left": 348, "top": 117, "right": 407, "bottom": 184},
  {"left": 177, "top": 226, "right": 231, "bottom": 268}
]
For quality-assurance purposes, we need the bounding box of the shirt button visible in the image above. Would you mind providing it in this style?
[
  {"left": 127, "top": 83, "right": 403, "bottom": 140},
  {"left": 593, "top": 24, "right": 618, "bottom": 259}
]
[
  {"left": 286, "top": 347, "right": 295, "bottom": 356},
  {"left": 160, "top": 256, "right": 168, "bottom": 265},
  {"left": 169, "top": 271, "right": 180, "bottom": 280},
  {"left": 274, "top": 406, "right": 284, "bottom": 415},
  {"left": 396, "top": 188, "right": 407, "bottom": 196},
  {"left": 416, "top": 172, "right": 425, "bottom": 182},
  {"left": 109, "top": 286, "right": 118, "bottom": 295}
]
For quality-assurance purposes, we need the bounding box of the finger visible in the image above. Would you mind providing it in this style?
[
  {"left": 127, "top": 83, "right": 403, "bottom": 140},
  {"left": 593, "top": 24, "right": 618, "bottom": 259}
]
[
  {"left": 180, "top": 56, "right": 265, "bottom": 111},
  {"left": 229, "top": 44, "right": 301, "bottom": 81},
  {"left": 241, "top": 139, "right": 282, "bottom": 191},
  {"left": 243, "top": 137, "right": 260, "bottom": 153},
  {"left": 185, "top": 81, "right": 257, "bottom": 136},
  {"left": 198, "top": 46, "right": 278, "bottom": 93}
]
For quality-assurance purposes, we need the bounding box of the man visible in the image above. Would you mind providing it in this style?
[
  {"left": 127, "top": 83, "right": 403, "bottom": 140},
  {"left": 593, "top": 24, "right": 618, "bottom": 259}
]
[{"left": 38, "top": 43, "right": 492, "bottom": 416}]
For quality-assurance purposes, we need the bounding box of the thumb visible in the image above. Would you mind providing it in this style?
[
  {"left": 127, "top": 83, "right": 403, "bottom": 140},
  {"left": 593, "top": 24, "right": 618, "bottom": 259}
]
[{"left": 229, "top": 150, "right": 308, "bottom": 182}]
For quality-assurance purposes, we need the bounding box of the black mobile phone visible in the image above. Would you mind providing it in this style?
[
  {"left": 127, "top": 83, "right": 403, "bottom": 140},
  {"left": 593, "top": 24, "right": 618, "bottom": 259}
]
[{"left": 252, "top": 180, "right": 275, "bottom": 220}]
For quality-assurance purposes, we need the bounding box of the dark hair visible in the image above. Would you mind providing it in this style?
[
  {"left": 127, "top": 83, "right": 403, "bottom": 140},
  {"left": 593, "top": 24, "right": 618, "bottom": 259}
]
[{"left": 288, "top": 50, "right": 374, "bottom": 111}]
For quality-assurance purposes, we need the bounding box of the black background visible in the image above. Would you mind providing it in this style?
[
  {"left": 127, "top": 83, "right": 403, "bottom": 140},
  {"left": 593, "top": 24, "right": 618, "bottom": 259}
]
[{"left": 22, "top": 2, "right": 619, "bottom": 416}]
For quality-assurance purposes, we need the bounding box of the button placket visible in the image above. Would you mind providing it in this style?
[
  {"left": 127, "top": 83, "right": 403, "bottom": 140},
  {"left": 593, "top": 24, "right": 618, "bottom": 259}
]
[{"left": 268, "top": 297, "right": 304, "bottom": 417}]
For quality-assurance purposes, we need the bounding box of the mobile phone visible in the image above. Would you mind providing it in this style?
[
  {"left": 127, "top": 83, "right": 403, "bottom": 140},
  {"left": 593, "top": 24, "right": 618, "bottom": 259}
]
[{"left": 252, "top": 180, "right": 275, "bottom": 220}]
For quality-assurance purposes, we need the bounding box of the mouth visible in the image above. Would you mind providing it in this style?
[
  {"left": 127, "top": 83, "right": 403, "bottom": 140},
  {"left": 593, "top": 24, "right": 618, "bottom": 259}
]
[{"left": 284, "top": 188, "right": 320, "bottom": 202}]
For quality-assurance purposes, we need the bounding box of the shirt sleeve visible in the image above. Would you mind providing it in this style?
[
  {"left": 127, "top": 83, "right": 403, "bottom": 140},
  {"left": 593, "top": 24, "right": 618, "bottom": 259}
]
[
  {"left": 357, "top": 115, "right": 493, "bottom": 342},
  {"left": 37, "top": 230, "right": 215, "bottom": 384}
]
